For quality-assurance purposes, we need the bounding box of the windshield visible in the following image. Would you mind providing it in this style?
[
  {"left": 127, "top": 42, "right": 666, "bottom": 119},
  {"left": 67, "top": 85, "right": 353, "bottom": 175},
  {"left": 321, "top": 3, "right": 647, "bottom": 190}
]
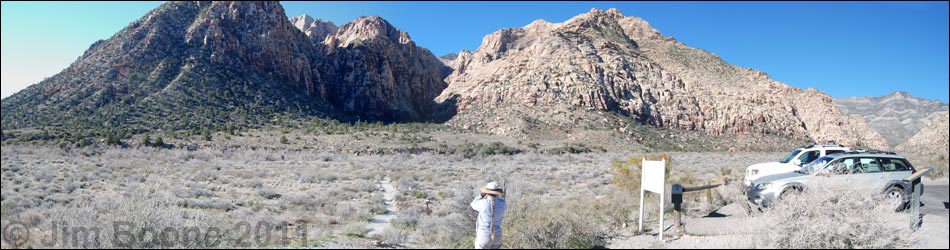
[
  {"left": 802, "top": 156, "right": 834, "bottom": 174},
  {"left": 780, "top": 150, "right": 802, "bottom": 164}
]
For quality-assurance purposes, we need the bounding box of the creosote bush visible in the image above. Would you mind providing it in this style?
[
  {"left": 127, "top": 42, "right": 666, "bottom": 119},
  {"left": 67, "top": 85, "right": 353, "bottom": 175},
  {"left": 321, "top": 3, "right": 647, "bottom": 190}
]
[
  {"left": 755, "top": 180, "right": 916, "bottom": 249},
  {"left": 610, "top": 154, "right": 673, "bottom": 194},
  {"left": 502, "top": 197, "right": 614, "bottom": 249}
]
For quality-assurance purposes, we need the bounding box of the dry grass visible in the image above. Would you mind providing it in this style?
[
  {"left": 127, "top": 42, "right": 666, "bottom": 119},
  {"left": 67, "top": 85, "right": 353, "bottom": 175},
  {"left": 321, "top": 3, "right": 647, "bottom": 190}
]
[
  {"left": 1, "top": 133, "right": 783, "bottom": 248},
  {"left": 752, "top": 180, "right": 917, "bottom": 249}
]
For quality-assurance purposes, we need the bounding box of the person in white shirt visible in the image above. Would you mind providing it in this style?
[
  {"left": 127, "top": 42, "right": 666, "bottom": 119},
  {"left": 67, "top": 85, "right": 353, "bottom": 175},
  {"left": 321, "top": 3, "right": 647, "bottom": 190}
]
[{"left": 471, "top": 181, "right": 506, "bottom": 249}]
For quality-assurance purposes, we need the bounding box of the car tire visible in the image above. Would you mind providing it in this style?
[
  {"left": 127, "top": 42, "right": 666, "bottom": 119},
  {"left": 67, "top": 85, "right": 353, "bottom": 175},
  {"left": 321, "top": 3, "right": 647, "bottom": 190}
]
[
  {"left": 779, "top": 187, "right": 801, "bottom": 202},
  {"left": 883, "top": 186, "right": 906, "bottom": 212}
]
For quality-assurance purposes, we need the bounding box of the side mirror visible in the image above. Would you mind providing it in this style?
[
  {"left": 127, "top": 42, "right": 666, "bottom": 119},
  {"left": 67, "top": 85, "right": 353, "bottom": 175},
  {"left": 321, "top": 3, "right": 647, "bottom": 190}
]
[
  {"left": 816, "top": 169, "right": 830, "bottom": 177},
  {"left": 792, "top": 159, "right": 802, "bottom": 167}
]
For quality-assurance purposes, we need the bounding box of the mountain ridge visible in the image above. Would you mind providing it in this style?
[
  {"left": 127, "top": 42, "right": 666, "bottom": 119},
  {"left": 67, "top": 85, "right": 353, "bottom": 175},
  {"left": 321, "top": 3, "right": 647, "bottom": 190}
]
[
  {"left": 1, "top": 3, "right": 899, "bottom": 151},
  {"left": 834, "top": 91, "right": 949, "bottom": 147}
]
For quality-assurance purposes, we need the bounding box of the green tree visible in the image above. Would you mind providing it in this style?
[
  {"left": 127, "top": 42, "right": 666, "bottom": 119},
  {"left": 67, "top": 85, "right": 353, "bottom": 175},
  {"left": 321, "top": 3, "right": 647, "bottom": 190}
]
[
  {"left": 75, "top": 137, "right": 92, "bottom": 148},
  {"left": 202, "top": 129, "right": 212, "bottom": 141},
  {"left": 280, "top": 135, "right": 289, "bottom": 144},
  {"left": 154, "top": 136, "right": 165, "bottom": 148},
  {"left": 142, "top": 134, "right": 152, "bottom": 146},
  {"left": 107, "top": 132, "right": 121, "bottom": 145}
]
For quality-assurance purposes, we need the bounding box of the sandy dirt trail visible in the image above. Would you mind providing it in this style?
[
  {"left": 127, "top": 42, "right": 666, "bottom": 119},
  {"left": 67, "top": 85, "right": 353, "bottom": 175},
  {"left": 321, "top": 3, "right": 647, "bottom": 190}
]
[{"left": 366, "top": 176, "right": 398, "bottom": 237}]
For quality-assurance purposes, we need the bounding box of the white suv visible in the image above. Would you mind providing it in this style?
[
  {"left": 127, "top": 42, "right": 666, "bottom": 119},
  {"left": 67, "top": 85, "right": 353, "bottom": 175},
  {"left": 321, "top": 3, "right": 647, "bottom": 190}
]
[{"left": 744, "top": 142, "right": 849, "bottom": 187}]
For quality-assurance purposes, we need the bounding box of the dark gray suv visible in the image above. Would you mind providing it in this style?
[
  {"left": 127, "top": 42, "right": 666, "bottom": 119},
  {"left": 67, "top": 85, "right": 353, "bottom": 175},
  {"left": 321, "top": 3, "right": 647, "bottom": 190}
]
[{"left": 747, "top": 151, "right": 920, "bottom": 209}]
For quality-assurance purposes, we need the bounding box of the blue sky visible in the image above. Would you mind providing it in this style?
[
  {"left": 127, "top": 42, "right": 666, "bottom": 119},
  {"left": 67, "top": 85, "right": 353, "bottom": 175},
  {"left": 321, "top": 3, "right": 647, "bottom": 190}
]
[{"left": 2, "top": 1, "right": 948, "bottom": 102}]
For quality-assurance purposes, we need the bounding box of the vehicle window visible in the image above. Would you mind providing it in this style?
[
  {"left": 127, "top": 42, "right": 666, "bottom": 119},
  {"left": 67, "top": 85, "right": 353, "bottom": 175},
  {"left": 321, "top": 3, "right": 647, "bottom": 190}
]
[
  {"left": 852, "top": 158, "right": 883, "bottom": 174},
  {"left": 828, "top": 158, "right": 855, "bottom": 175},
  {"left": 781, "top": 150, "right": 803, "bottom": 163},
  {"left": 805, "top": 156, "right": 834, "bottom": 174},
  {"left": 880, "top": 158, "right": 911, "bottom": 172},
  {"left": 798, "top": 150, "right": 821, "bottom": 164}
]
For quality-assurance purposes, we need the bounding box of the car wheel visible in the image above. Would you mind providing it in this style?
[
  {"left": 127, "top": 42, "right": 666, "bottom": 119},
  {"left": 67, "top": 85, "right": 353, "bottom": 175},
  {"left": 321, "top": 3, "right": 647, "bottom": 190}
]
[
  {"left": 779, "top": 187, "right": 801, "bottom": 202},
  {"left": 883, "top": 186, "right": 905, "bottom": 212}
]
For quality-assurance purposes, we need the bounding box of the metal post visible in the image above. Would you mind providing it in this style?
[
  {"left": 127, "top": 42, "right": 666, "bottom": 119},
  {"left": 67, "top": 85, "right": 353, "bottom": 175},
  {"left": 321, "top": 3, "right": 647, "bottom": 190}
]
[
  {"left": 902, "top": 167, "right": 932, "bottom": 231},
  {"left": 673, "top": 202, "right": 682, "bottom": 233},
  {"left": 638, "top": 188, "right": 645, "bottom": 234},
  {"left": 659, "top": 191, "right": 664, "bottom": 241},
  {"left": 910, "top": 178, "right": 922, "bottom": 230}
]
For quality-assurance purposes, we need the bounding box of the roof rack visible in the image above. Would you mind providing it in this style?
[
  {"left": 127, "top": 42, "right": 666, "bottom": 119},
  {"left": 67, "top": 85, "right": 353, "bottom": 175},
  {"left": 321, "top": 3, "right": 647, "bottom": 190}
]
[
  {"left": 844, "top": 150, "right": 898, "bottom": 155},
  {"left": 803, "top": 141, "right": 847, "bottom": 149}
]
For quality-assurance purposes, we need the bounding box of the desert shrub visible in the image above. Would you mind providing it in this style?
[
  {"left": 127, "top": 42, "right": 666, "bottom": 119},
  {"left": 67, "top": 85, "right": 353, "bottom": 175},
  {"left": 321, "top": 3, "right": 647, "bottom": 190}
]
[
  {"left": 178, "top": 198, "right": 234, "bottom": 210},
  {"left": 394, "top": 177, "right": 420, "bottom": 193},
  {"left": 928, "top": 153, "right": 948, "bottom": 179},
  {"left": 755, "top": 180, "right": 916, "bottom": 249},
  {"left": 338, "top": 222, "right": 369, "bottom": 238},
  {"left": 240, "top": 179, "right": 264, "bottom": 188},
  {"left": 40, "top": 193, "right": 238, "bottom": 248},
  {"left": 298, "top": 170, "right": 337, "bottom": 184},
  {"left": 376, "top": 227, "right": 411, "bottom": 244},
  {"left": 503, "top": 197, "right": 608, "bottom": 249},
  {"left": 201, "top": 129, "right": 212, "bottom": 141},
  {"left": 256, "top": 186, "right": 281, "bottom": 200},
  {"left": 416, "top": 184, "right": 478, "bottom": 249},
  {"left": 333, "top": 202, "right": 373, "bottom": 223},
  {"left": 545, "top": 143, "right": 606, "bottom": 155},
  {"left": 452, "top": 142, "right": 522, "bottom": 159},
  {"left": 610, "top": 154, "right": 673, "bottom": 194},
  {"left": 153, "top": 136, "right": 165, "bottom": 148}
]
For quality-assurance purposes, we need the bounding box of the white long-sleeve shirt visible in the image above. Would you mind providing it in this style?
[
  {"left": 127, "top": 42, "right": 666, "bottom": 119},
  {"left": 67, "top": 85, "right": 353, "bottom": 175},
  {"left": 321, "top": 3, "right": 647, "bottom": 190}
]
[{"left": 471, "top": 195, "right": 506, "bottom": 237}]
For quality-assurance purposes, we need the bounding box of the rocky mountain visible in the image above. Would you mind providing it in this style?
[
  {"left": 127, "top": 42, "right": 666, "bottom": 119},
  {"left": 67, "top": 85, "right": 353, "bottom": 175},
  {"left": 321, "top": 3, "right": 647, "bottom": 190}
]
[
  {"left": 436, "top": 8, "right": 888, "bottom": 150},
  {"left": 896, "top": 112, "right": 949, "bottom": 156},
  {"left": 2, "top": 3, "right": 896, "bottom": 151},
  {"left": 318, "top": 16, "right": 450, "bottom": 121},
  {"left": 2, "top": 1, "right": 329, "bottom": 132},
  {"left": 834, "top": 92, "right": 949, "bottom": 147},
  {"left": 290, "top": 14, "right": 338, "bottom": 45},
  {"left": 1, "top": 1, "right": 448, "bottom": 133},
  {"left": 439, "top": 52, "right": 459, "bottom": 65}
]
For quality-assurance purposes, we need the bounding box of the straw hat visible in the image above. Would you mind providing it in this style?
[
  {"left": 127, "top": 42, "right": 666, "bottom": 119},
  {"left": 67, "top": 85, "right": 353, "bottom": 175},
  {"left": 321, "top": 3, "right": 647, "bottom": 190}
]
[{"left": 480, "top": 181, "right": 504, "bottom": 196}]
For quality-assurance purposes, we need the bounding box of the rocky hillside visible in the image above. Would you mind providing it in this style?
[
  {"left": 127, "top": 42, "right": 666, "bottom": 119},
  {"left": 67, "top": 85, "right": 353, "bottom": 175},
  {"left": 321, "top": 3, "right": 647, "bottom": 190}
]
[
  {"left": 2, "top": 1, "right": 329, "bottom": 132},
  {"left": 1, "top": 1, "right": 449, "bottom": 134},
  {"left": 2, "top": 4, "right": 896, "bottom": 151},
  {"left": 896, "top": 112, "right": 949, "bottom": 156},
  {"left": 437, "top": 8, "right": 887, "bottom": 150},
  {"left": 835, "top": 92, "right": 949, "bottom": 147},
  {"left": 318, "top": 16, "right": 450, "bottom": 121}
]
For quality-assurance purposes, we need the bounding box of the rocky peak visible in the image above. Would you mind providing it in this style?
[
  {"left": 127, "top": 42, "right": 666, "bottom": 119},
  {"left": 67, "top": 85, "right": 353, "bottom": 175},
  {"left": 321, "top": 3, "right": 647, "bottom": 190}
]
[
  {"left": 617, "top": 15, "right": 664, "bottom": 42},
  {"left": 581, "top": 7, "right": 625, "bottom": 19},
  {"left": 290, "top": 14, "right": 338, "bottom": 44},
  {"left": 442, "top": 49, "right": 473, "bottom": 74},
  {"left": 438, "top": 52, "right": 459, "bottom": 66},
  {"left": 316, "top": 15, "right": 448, "bottom": 121},
  {"left": 439, "top": 52, "right": 459, "bottom": 61},
  {"left": 1, "top": 1, "right": 341, "bottom": 132},
  {"left": 557, "top": 8, "right": 628, "bottom": 34},
  {"left": 183, "top": 1, "right": 324, "bottom": 96},
  {"left": 327, "top": 16, "right": 408, "bottom": 48}
]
